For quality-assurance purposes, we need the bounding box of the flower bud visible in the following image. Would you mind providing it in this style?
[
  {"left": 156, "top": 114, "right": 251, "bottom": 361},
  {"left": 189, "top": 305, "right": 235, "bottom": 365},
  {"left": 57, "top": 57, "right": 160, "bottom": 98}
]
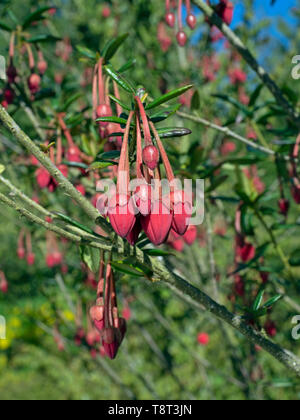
[
  {"left": 28, "top": 74, "right": 41, "bottom": 94},
  {"left": 37, "top": 60, "right": 48, "bottom": 75},
  {"left": 141, "top": 200, "right": 173, "bottom": 245},
  {"left": 142, "top": 145, "right": 160, "bottom": 170},
  {"left": 96, "top": 104, "right": 113, "bottom": 128},
  {"left": 186, "top": 14, "right": 197, "bottom": 30},
  {"left": 108, "top": 194, "right": 136, "bottom": 238},
  {"left": 27, "top": 253, "right": 35, "bottom": 266},
  {"left": 176, "top": 31, "right": 187, "bottom": 47},
  {"left": 278, "top": 198, "right": 290, "bottom": 217},
  {"left": 165, "top": 12, "right": 175, "bottom": 27}
]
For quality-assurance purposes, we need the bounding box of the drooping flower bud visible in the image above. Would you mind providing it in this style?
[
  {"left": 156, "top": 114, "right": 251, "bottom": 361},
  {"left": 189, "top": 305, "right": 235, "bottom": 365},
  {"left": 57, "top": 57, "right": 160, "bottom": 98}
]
[
  {"left": 6, "top": 63, "right": 17, "bottom": 84},
  {"left": 0, "top": 272, "right": 8, "bottom": 294},
  {"left": 234, "top": 275, "right": 245, "bottom": 297},
  {"left": 170, "top": 189, "right": 193, "bottom": 236},
  {"left": 37, "top": 60, "right": 48, "bottom": 75},
  {"left": 183, "top": 225, "right": 197, "bottom": 245},
  {"left": 141, "top": 200, "right": 173, "bottom": 245},
  {"left": 142, "top": 145, "right": 160, "bottom": 170},
  {"left": 126, "top": 218, "right": 142, "bottom": 246},
  {"left": 176, "top": 31, "right": 187, "bottom": 47},
  {"left": 102, "top": 327, "right": 122, "bottom": 360},
  {"left": 186, "top": 14, "right": 197, "bottom": 29},
  {"left": 264, "top": 320, "right": 277, "bottom": 338},
  {"left": 134, "top": 184, "right": 153, "bottom": 216},
  {"left": 278, "top": 198, "right": 290, "bottom": 217},
  {"left": 216, "top": 0, "right": 234, "bottom": 26},
  {"left": 165, "top": 12, "right": 176, "bottom": 27},
  {"left": 28, "top": 73, "right": 41, "bottom": 94},
  {"left": 4, "top": 88, "right": 15, "bottom": 105},
  {"left": 17, "top": 247, "right": 26, "bottom": 260},
  {"left": 96, "top": 104, "right": 113, "bottom": 128},
  {"left": 27, "top": 253, "right": 35, "bottom": 266},
  {"left": 108, "top": 194, "right": 136, "bottom": 238},
  {"left": 197, "top": 332, "right": 210, "bottom": 346},
  {"left": 36, "top": 167, "right": 51, "bottom": 189},
  {"left": 90, "top": 305, "right": 104, "bottom": 333}
]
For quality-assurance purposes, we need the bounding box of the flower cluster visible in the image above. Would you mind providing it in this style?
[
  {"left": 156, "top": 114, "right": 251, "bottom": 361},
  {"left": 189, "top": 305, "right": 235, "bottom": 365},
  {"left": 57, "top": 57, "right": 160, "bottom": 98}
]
[
  {"left": 98, "top": 96, "right": 193, "bottom": 247},
  {"left": 90, "top": 257, "right": 126, "bottom": 360},
  {"left": 17, "top": 229, "right": 35, "bottom": 266},
  {"left": 165, "top": 0, "right": 197, "bottom": 47}
]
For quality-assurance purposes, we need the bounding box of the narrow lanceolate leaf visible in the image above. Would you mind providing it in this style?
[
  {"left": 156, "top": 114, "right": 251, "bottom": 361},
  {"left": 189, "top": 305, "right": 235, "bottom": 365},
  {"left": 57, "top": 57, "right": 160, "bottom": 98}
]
[
  {"left": 191, "top": 90, "right": 201, "bottom": 110},
  {"left": 27, "top": 35, "right": 61, "bottom": 44},
  {"left": 88, "top": 161, "right": 117, "bottom": 171},
  {"left": 145, "top": 249, "right": 173, "bottom": 257},
  {"left": 22, "top": 6, "right": 53, "bottom": 29},
  {"left": 212, "top": 94, "right": 253, "bottom": 117},
  {"left": 249, "top": 84, "right": 263, "bottom": 108},
  {"left": 157, "top": 127, "right": 192, "bottom": 139},
  {"left": 60, "top": 93, "right": 82, "bottom": 113},
  {"left": 95, "top": 116, "right": 128, "bottom": 125},
  {"left": 146, "top": 85, "right": 193, "bottom": 110},
  {"left": 63, "top": 161, "right": 89, "bottom": 170},
  {"left": 109, "top": 94, "right": 132, "bottom": 112},
  {"left": 102, "top": 33, "right": 129, "bottom": 63},
  {"left": 111, "top": 262, "right": 145, "bottom": 278},
  {"left": 118, "top": 58, "right": 136, "bottom": 73},
  {"left": 76, "top": 45, "right": 97, "bottom": 60},
  {"left": 104, "top": 65, "right": 135, "bottom": 93},
  {"left": 53, "top": 212, "right": 102, "bottom": 237},
  {"left": 150, "top": 104, "right": 182, "bottom": 123},
  {"left": 252, "top": 288, "right": 265, "bottom": 311},
  {"left": 0, "top": 22, "right": 12, "bottom": 32},
  {"left": 262, "top": 295, "right": 283, "bottom": 309},
  {"left": 98, "top": 150, "right": 121, "bottom": 160}
]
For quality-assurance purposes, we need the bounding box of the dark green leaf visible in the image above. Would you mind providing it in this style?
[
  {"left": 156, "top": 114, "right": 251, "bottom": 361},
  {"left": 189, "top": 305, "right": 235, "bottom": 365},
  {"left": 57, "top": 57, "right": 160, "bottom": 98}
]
[
  {"left": 150, "top": 104, "right": 181, "bottom": 123},
  {"left": 59, "top": 93, "right": 82, "bottom": 113},
  {"left": 191, "top": 90, "right": 201, "bottom": 110},
  {"left": 53, "top": 212, "right": 101, "bottom": 237},
  {"left": 0, "top": 22, "right": 12, "bottom": 32},
  {"left": 241, "top": 205, "right": 255, "bottom": 236},
  {"left": 157, "top": 127, "right": 192, "bottom": 139},
  {"left": 63, "top": 161, "right": 89, "bottom": 170},
  {"left": 27, "top": 34, "right": 61, "bottom": 44},
  {"left": 146, "top": 85, "right": 193, "bottom": 110},
  {"left": 104, "top": 64, "right": 135, "bottom": 93},
  {"left": 109, "top": 94, "right": 132, "bottom": 111},
  {"left": 212, "top": 93, "right": 253, "bottom": 117},
  {"left": 289, "top": 249, "right": 300, "bottom": 266},
  {"left": 118, "top": 58, "right": 136, "bottom": 73},
  {"left": 102, "top": 33, "right": 129, "bottom": 63},
  {"left": 252, "top": 288, "right": 265, "bottom": 311},
  {"left": 206, "top": 175, "right": 228, "bottom": 193},
  {"left": 262, "top": 295, "right": 282, "bottom": 309},
  {"left": 76, "top": 45, "right": 97, "bottom": 60},
  {"left": 111, "top": 262, "right": 145, "bottom": 277},
  {"left": 88, "top": 161, "right": 117, "bottom": 171},
  {"left": 249, "top": 84, "right": 263, "bottom": 108},
  {"left": 95, "top": 116, "right": 128, "bottom": 125},
  {"left": 99, "top": 150, "right": 121, "bottom": 160},
  {"left": 145, "top": 249, "right": 173, "bottom": 257},
  {"left": 22, "top": 6, "right": 53, "bottom": 29}
]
